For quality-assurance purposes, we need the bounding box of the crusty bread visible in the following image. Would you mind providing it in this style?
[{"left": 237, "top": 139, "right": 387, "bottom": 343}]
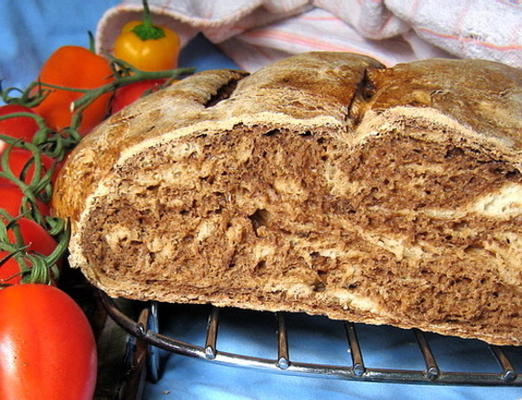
[{"left": 52, "top": 52, "right": 522, "bottom": 346}]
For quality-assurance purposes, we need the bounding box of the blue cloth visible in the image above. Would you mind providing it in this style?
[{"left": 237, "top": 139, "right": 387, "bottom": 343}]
[
  {"left": 0, "top": 0, "right": 116, "bottom": 90},
  {"left": 1, "top": 2, "right": 520, "bottom": 399},
  {"left": 0, "top": 0, "right": 238, "bottom": 91}
]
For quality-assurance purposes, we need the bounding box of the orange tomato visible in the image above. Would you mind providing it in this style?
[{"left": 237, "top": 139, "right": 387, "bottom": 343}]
[{"left": 32, "top": 46, "right": 113, "bottom": 136}]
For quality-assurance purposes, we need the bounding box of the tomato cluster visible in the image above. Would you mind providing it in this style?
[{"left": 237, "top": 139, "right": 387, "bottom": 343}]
[
  {"left": 0, "top": 52, "right": 101, "bottom": 398},
  {"left": 0, "top": 1, "right": 184, "bottom": 398},
  {"left": 0, "top": 16, "right": 183, "bottom": 284},
  {"left": 0, "top": 9, "right": 184, "bottom": 285}
]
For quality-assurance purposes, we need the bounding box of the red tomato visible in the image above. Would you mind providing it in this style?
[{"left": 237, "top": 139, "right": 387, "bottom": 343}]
[
  {"left": 0, "top": 284, "right": 97, "bottom": 400},
  {"left": 0, "top": 105, "right": 39, "bottom": 143},
  {"left": 0, "top": 148, "right": 54, "bottom": 186},
  {"left": 0, "top": 183, "right": 50, "bottom": 217},
  {"left": 111, "top": 78, "right": 167, "bottom": 113},
  {"left": 1, "top": 218, "right": 58, "bottom": 284},
  {"left": 6, "top": 217, "right": 57, "bottom": 257},
  {"left": 0, "top": 251, "right": 26, "bottom": 284}
]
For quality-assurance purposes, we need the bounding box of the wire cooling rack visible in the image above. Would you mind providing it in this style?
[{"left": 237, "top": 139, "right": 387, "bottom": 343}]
[{"left": 98, "top": 290, "right": 521, "bottom": 387}]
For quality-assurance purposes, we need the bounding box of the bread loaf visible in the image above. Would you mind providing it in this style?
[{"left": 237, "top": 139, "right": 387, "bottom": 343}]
[{"left": 52, "top": 52, "right": 522, "bottom": 346}]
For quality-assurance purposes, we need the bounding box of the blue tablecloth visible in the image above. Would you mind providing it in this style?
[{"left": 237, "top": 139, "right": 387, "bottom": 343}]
[{"left": 1, "top": 2, "right": 520, "bottom": 399}]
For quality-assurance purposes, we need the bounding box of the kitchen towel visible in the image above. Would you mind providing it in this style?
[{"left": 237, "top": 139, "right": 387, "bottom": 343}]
[{"left": 96, "top": 0, "right": 522, "bottom": 71}]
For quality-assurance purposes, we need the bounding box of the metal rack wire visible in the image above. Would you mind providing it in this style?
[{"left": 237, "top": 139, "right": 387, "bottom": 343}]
[{"left": 98, "top": 290, "right": 521, "bottom": 387}]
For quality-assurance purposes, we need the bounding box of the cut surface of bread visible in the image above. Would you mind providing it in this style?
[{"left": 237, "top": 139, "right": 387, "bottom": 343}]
[{"left": 52, "top": 52, "right": 522, "bottom": 346}]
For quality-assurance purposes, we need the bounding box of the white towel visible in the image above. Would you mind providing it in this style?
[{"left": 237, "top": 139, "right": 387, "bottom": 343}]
[{"left": 96, "top": 0, "right": 522, "bottom": 71}]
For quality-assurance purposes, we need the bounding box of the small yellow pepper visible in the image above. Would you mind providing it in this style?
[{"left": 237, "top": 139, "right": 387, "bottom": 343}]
[{"left": 113, "top": 0, "right": 181, "bottom": 71}]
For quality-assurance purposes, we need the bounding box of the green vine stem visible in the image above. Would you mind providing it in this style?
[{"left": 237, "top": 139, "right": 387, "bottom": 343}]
[
  {"left": 0, "top": 138, "right": 55, "bottom": 205},
  {"left": 0, "top": 110, "right": 70, "bottom": 161},
  {"left": 35, "top": 82, "right": 90, "bottom": 94},
  {"left": 0, "top": 210, "right": 31, "bottom": 283},
  {"left": 70, "top": 61, "right": 194, "bottom": 129},
  {"left": 132, "top": 0, "right": 165, "bottom": 40},
  {"left": 0, "top": 112, "right": 50, "bottom": 142},
  {"left": 0, "top": 210, "right": 26, "bottom": 248},
  {"left": 0, "top": 247, "right": 30, "bottom": 286},
  {"left": 0, "top": 81, "right": 50, "bottom": 108},
  {"left": 2, "top": 61, "right": 194, "bottom": 159},
  {"left": 0, "top": 209, "right": 69, "bottom": 285}
]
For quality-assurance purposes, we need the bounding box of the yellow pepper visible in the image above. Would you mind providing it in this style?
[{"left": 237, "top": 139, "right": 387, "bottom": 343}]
[{"left": 113, "top": 0, "right": 181, "bottom": 71}]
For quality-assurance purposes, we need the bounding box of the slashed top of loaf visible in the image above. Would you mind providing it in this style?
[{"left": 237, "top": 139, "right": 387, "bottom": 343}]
[
  {"left": 366, "top": 58, "right": 522, "bottom": 152},
  {"left": 52, "top": 52, "right": 522, "bottom": 222}
]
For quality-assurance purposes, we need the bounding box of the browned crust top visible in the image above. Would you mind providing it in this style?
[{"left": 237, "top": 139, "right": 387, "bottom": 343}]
[{"left": 52, "top": 52, "right": 522, "bottom": 222}]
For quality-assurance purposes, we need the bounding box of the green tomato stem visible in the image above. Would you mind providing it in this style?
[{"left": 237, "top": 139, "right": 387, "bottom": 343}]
[
  {"left": 88, "top": 31, "right": 96, "bottom": 54},
  {"left": 0, "top": 111, "right": 48, "bottom": 130},
  {"left": 0, "top": 247, "right": 28, "bottom": 282},
  {"left": 0, "top": 83, "right": 49, "bottom": 108},
  {"left": 44, "top": 220, "right": 70, "bottom": 267},
  {"left": 36, "top": 82, "right": 90, "bottom": 93},
  {"left": 131, "top": 0, "right": 165, "bottom": 41},
  {"left": 0, "top": 138, "right": 54, "bottom": 201}
]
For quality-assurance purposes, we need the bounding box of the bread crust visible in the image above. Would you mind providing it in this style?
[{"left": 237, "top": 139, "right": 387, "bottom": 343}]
[{"left": 52, "top": 52, "right": 522, "bottom": 346}]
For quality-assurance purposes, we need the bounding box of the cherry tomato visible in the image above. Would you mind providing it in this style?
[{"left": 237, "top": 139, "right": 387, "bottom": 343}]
[
  {"left": 0, "top": 251, "right": 43, "bottom": 285},
  {"left": 0, "top": 105, "right": 39, "bottom": 143},
  {"left": 0, "top": 251, "right": 58, "bottom": 285},
  {"left": 6, "top": 217, "right": 57, "bottom": 257},
  {"left": 32, "top": 46, "right": 114, "bottom": 136},
  {"left": 0, "top": 219, "right": 58, "bottom": 284},
  {"left": 113, "top": 19, "right": 181, "bottom": 71},
  {"left": 0, "top": 148, "right": 54, "bottom": 186},
  {"left": 0, "top": 284, "right": 97, "bottom": 400},
  {"left": 0, "top": 251, "right": 26, "bottom": 284},
  {"left": 111, "top": 78, "right": 167, "bottom": 113},
  {"left": 0, "top": 183, "right": 50, "bottom": 217}
]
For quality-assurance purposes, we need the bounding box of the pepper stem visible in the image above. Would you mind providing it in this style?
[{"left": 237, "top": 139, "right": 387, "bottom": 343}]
[
  {"left": 88, "top": 31, "right": 96, "bottom": 54},
  {"left": 132, "top": 0, "right": 165, "bottom": 40}
]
